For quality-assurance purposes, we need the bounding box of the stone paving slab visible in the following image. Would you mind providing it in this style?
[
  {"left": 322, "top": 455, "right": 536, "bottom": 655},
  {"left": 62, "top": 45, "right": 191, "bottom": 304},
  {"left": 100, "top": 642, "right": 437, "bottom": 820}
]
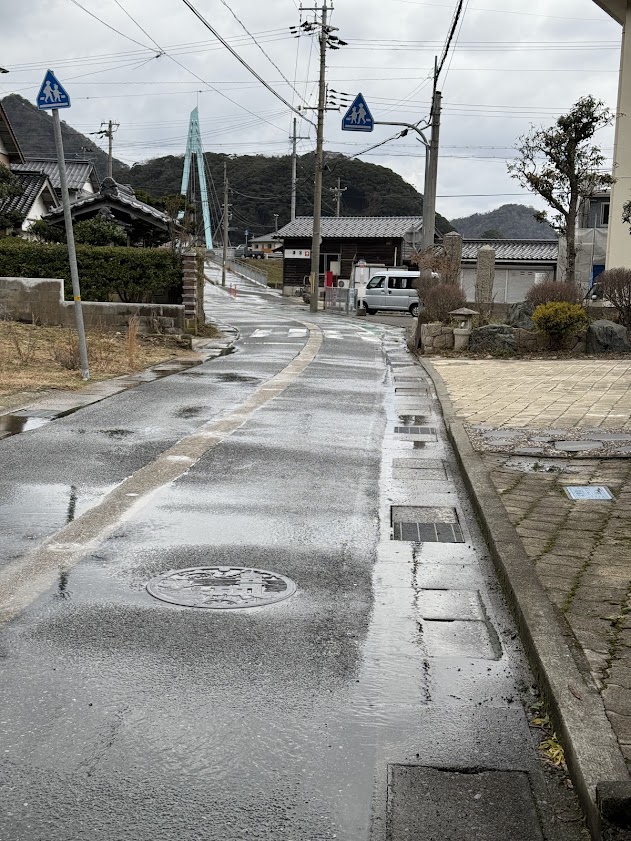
[
  {"left": 431, "top": 359, "right": 631, "bottom": 431},
  {"left": 425, "top": 357, "right": 631, "bottom": 775}
]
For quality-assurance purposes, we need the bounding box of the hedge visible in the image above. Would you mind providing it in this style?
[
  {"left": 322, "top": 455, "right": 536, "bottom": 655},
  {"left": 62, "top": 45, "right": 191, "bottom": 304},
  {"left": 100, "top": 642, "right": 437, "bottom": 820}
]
[{"left": 0, "top": 238, "right": 182, "bottom": 303}]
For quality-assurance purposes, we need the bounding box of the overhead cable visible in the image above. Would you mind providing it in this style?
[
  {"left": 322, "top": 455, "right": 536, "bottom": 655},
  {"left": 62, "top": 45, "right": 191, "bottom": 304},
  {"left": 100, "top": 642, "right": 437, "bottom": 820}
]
[
  {"left": 67, "top": 0, "right": 157, "bottom": 52},
  {"left": 179, "top": 0, "right": 316, "bottom": 127}
]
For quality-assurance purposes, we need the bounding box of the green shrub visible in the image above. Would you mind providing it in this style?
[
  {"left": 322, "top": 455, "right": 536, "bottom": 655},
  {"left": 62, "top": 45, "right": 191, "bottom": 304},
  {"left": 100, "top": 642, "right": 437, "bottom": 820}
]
[
  {"left": 0, "top": 238, "right": 182, "bottom": 303},
  {"left": 532, "top": 301, "right": 588, "bottom": 349}
]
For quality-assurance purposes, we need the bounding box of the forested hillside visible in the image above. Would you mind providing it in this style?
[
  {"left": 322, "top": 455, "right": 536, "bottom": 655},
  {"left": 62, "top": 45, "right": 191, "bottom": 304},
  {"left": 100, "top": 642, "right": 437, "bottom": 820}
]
[
  {"left": 451, "top": 203, "right": 557, "bottom": 240},
  {"left": 2, "top": 94, "right": 128, "bottom": 181},
  {"left": 125, "top": 151, "right": 453, "bottom": 240},
  {"left": 2, "top": 93, "right": 453, "bottom": 242}
]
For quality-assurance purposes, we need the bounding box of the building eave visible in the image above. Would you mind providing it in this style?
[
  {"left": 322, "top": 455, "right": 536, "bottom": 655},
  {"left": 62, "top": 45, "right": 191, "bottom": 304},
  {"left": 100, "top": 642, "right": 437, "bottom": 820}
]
[{"left": 592, "top": 0, "right": 625, "bottom": 24}]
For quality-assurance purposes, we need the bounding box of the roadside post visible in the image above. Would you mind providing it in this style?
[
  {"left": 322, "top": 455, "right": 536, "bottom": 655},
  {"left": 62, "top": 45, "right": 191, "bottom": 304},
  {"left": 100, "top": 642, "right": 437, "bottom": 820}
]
[{"left": 36, "top": 69, "right": 90, "bottom": 380}]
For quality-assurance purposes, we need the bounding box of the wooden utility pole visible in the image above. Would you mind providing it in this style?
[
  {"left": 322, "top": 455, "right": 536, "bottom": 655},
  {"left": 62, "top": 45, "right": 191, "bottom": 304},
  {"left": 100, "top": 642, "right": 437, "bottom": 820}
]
[
  {"left": 94, "top": 120, "right": 120, "bottom": 179},
  {"left": 222, "top": 161, "right": 229, "bottom": 287},
  {"left": 331, "top": 177, "right": 347, "bottom": 218}
]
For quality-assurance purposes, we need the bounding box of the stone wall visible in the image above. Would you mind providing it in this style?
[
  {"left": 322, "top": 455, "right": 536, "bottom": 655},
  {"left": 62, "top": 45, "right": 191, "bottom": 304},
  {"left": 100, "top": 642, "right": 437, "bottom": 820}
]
[
  {"left": 0, "top": 276, "right": 184, "bottom": 334},
  {"left": 421, "top": 322, "right": 454, "bottom": 352}
]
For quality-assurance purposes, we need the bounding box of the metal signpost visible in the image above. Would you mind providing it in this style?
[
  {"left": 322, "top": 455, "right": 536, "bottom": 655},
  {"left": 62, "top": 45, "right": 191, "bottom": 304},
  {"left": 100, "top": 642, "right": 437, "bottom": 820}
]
[{"left": 37, "top": 70, "right": 89, "bottom": 379}]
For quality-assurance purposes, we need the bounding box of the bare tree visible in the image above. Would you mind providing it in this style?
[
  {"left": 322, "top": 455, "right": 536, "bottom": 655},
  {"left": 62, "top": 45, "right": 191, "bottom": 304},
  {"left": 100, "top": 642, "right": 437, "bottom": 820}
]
[
  {"left": 508, "top": 96, "right": 614, "bottom": 284},
  {"left": 598, "top": 268, "right": 631, "bottom": 332}
]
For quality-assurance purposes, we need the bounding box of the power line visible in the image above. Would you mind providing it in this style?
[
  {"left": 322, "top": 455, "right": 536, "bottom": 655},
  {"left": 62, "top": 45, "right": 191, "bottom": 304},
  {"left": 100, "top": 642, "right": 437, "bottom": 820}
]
[
  {"left": 67, "top": 0, "right": 157, "bottom": 52},
  {"left": 216, "top": 0, "right": 310, "bottom": 107},
  {"left": 111, "top": 0, "right": 165, "bottom": 54},
  {"left": 178, "top": 0, "right": 316, "bottom": 127}
]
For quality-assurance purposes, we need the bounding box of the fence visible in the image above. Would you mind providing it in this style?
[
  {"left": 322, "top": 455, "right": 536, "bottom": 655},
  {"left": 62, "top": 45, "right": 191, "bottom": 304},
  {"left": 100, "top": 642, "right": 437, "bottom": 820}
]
[
  {"left": 324, "top": 287, "right": 357, "bottom": 314},
  {"left": 226, "top": 259, "right": 268, "bottom": 287}
]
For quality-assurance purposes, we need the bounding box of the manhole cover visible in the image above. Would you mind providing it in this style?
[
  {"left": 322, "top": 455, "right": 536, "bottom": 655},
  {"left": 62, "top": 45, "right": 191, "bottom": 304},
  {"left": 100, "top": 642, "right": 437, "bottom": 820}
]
[{"left": 146, "top": 566, "right": 297, "bottom": 609}]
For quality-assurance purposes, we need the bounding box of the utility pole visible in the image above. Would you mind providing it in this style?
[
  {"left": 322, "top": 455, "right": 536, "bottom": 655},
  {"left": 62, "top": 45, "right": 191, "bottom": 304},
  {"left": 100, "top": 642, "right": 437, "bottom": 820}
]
[
  {"left": 290, "top": 117, "right": 309, "bottom": 222},
  {"left": 222, "top": 161, "right": 229, "bottom": 287},
  {"left": 94, "top": 120, "right": 120, "bottom": 179},
  {"left": 331, "top": 177, "right": 347, "bottom": 218},
  {"left": 273, "top": 213, "right": 279, "bottom": 232},
  {"left": 309, "top": 2, "right": 328, "bottom": 313},
  {"left": 421, "top": 85, "right": 442, "bottom": 251}
]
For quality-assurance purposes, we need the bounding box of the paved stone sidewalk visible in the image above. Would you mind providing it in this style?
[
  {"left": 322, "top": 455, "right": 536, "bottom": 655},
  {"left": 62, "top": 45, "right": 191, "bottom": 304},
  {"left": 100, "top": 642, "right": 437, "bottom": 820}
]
[
  {"left": 431, "top": 359, "right": 631, "bottom": 430},
  {"left": 427, "top": 358, "right": 631, "bottom": 771}
]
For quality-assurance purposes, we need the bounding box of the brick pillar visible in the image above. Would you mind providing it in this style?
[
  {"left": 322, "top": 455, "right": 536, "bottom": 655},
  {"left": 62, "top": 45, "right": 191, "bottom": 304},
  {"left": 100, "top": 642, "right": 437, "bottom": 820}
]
[
  {"left": 443, "top": 232, "right": 463, "bottom": 286},
  {"left": 475, "top": 245, "right": 495, "bottom": 303},
  {"left": 181, "top": 251, "right": 198, "bottom": 332}
]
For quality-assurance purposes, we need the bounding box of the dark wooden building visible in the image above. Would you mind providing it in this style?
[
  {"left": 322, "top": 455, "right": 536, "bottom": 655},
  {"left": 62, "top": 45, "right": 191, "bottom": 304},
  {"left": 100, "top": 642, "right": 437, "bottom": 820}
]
[{"left": 274, "top": 216, "right": 427, "bottom": 294}]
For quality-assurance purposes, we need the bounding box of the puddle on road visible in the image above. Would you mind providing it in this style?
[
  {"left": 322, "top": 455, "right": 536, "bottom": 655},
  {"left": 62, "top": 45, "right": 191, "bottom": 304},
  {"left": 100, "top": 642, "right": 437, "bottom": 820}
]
[
  {"left": 215, "top": 373, "right": 260, "bottom": 383},
  {"left": 0, "top": 414, "right": 53, "bottom": 439},
  {"left": 175, "top": 406, "right": 204, "bottom": 419}
]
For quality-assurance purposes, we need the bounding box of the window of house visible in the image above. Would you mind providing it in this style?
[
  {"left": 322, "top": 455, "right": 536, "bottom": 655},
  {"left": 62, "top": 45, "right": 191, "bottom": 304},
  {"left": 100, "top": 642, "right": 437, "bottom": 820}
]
[{"left": 602, "top": 203, "right": 610, "bottom": 226}]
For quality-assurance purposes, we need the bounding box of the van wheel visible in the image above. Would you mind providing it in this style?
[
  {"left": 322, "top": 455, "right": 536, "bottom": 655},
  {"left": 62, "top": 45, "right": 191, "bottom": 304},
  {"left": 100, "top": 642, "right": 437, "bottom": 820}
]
[
  {"left": 364, "top": 306, "right": 375, "bottom": 315},
  {"left": 409, "top": 303, "right": 420, "bottom": 318}
]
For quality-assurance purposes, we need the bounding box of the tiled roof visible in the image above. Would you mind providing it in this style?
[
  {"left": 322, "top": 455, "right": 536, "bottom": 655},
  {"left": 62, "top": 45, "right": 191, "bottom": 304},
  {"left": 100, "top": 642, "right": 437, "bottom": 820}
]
[
  {"left": 0, "top": 101, "right": 24, "bottom": 163},
  {"left": 275, "top": 216, "right": 424, "bottom": 239},
  {"left": 0, "top": 170, "right": 51, "bottom": 217},
  {"left": 12, "top": 158, "right": 99, "bottom": 192},
  {"left": 46, "top": 178, "right": 171, "bottom": 225},
  {"left": 461, "top": 239, "right": 558, "bottom": 263},
  {"left": 251, "top": 233, "right": 277, "bottom": 242}
]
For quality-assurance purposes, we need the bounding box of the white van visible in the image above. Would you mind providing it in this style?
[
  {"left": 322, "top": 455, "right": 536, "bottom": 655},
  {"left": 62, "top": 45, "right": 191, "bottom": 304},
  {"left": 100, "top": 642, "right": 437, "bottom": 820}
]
[{"left": 360, "top": 271, "right": 421, "bottom": 316}]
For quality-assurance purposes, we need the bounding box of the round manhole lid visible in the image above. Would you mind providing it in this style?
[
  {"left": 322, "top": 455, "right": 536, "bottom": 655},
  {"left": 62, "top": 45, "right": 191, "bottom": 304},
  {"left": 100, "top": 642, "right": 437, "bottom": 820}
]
[{"left": 146, "top": 566, "right": 297, "bottom": 609}]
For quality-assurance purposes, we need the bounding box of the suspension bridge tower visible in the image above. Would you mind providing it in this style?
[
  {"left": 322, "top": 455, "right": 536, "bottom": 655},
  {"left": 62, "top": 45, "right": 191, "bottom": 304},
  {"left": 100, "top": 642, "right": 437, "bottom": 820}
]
[{"left": 180, "top": 107, "right": 214, "bottom": 251}]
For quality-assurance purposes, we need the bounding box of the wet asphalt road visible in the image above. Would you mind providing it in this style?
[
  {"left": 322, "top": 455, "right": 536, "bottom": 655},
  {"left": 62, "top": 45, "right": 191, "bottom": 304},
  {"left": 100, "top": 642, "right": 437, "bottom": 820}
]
[{"left": 0, "top": 275, "right": 585, "bottom": 840}]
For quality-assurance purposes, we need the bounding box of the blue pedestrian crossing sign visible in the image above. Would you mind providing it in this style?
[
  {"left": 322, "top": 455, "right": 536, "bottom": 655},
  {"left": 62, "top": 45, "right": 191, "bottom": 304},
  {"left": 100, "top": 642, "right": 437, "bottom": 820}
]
[
  {"left": 37, "top": 70, "right": 70, "bottom": 110},
  {"left": 342, "top": 93, "right": 374, "bottom": 132}
]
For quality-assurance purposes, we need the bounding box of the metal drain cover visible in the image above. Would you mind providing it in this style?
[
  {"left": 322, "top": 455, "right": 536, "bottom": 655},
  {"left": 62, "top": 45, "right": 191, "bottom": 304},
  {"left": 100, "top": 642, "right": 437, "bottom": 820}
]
[{"left": 146, "top": 566, "right": 297, "bottom": 609}]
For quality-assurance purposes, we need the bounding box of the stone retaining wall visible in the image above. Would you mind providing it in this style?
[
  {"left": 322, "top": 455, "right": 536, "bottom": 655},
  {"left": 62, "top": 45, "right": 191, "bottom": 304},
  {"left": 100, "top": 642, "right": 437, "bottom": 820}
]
[
  {"left": 0, "top": 276, "right": 185, "bottom": 334},
  {"left": 421, "top": 322, "right": 454, "bottom": 352}
]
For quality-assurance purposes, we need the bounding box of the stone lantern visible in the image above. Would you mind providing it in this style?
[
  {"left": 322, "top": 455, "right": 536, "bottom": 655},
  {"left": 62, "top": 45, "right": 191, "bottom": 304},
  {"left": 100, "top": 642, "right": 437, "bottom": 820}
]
[{"left": 449, "top": 307, "right": 479, "bottom": 351}]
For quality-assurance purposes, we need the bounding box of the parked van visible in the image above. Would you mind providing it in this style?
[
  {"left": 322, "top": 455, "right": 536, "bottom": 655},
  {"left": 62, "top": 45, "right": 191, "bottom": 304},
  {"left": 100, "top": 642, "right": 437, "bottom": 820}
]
[{"left": 360, "top": 271, "right": 421, "bottom": 316}]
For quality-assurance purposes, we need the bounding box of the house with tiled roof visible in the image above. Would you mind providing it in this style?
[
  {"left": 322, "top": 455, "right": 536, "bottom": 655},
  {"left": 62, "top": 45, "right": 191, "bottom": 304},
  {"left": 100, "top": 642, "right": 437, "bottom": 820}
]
[
  {"left": 0, "top": 169, "right": 58, "bottom": 235},
  {"left": 0, "top": 102, "right": 58, "bottom": 235},
  {"left": 274, "top": 216, "right": 431, "bottom": 295},
  {"left": 44, "top": 177, "right": 180, "bottom": 246},
  {"left": 12, "top": 158, "right": 99, "bottom": 203}
]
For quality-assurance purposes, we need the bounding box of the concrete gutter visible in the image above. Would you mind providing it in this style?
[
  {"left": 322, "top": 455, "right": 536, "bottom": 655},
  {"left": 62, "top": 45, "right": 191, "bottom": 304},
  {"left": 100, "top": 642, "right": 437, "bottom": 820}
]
[{"left": 420, "top": 356, "right": 631, "bottom": 841}]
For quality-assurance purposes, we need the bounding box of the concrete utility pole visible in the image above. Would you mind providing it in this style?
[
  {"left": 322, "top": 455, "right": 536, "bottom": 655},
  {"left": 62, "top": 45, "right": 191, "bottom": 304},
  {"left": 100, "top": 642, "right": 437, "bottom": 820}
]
[
  {"left": 331, "top": 178, "right": 347, "bottom": 218},
  {"left": 308, "top": 2, "right": 329, "bottom": 313},
  {"left": 421, "top": 88, "right": 442, "bottom": 251},
  {"left": 222, "top": 161, "right": 229, "bottom": 287},
  {"left": 273, "top": 213, "right": 279, "bottom": 232},
  {"left": 96, "top": 120, "right": 120, "bottom": 179},
  {"left": 290, "top": 117, "right": 309, "bottom": 222}
]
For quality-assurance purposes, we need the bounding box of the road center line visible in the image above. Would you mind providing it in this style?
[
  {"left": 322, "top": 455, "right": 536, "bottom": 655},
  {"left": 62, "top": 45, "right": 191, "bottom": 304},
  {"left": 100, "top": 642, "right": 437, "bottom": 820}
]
[{"left": 0, "top": 321, "right": 322, "bottom": 625}]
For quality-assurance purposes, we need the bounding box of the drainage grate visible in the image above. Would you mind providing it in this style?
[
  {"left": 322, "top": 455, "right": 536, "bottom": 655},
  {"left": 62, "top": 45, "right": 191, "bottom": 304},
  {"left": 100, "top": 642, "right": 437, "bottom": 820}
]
[
  {"left": 392, "top": 506, "right": 463, "bottom": 543},
  {"left": 394, "top": 426, "right": 435, "bottom": 435},
  {"left": 393, "top": 522, "right": 464, "bottom": 542},
  {"left": 146, "top": 566, "right": 297, "bottom": 609}
]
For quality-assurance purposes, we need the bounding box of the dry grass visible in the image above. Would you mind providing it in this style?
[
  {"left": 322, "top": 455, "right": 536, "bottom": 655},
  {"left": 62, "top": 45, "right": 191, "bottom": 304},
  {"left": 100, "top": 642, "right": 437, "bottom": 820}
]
[{"left": 0, "top": 320, "right": 195, "bottom": 402}]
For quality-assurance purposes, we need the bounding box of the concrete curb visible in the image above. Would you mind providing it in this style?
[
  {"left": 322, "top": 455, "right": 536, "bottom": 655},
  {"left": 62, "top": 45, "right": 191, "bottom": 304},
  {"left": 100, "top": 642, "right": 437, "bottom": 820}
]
[{"left": 419, "top": 357, "right": 631, "bottom": 841}]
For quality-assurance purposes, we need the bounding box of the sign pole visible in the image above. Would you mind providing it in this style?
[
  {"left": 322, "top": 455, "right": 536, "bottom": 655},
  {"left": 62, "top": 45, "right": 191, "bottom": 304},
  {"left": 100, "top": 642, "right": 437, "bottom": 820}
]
[{"left": 52, "top": 108, "right": 89, "bottom": 380}]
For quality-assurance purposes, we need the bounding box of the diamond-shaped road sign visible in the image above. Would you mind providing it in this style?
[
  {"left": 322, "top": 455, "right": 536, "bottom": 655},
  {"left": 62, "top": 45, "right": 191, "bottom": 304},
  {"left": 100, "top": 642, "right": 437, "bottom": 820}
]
[
  {"left": 37, "top": 70, "right": 70, "bottom": 110},
  {"left": 342, "top": 93, "right": 374, "bottom": 132}
]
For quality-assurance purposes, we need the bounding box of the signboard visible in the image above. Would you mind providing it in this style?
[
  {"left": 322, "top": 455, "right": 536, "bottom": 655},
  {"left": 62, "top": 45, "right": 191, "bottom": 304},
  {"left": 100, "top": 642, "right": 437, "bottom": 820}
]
[
  {"left": 37, "top": 69, "right": 70, "bottom": 110},
  {"left": 285, "top": 248, "right": 311, "bottom": 259},
  {"left": 342, "top": 93, "right": 374, "bottom": 133},
  {"left": 564, "top": 486, "right": 614, "bottom": 501}
]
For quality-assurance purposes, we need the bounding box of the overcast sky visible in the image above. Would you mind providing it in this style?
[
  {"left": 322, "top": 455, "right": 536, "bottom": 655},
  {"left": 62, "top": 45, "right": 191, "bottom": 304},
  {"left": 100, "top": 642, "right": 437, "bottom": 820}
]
[{"left": 0, "top": 0, "right": 622, "bottom": 220}]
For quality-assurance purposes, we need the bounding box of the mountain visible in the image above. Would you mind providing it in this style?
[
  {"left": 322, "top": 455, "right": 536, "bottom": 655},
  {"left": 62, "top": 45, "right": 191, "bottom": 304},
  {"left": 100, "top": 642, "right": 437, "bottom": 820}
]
[
  {"left": 1, "top": 93, "right": 453, "bottom": 240},
  {"left": 1, "top": 94, "right": 128, "bottom": 181},
  {"left": 450, "top": 203, "right": 557, "bottom": 240},
  {"left": 124, "top": 151, "right": 454, "bottom": 241}
]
